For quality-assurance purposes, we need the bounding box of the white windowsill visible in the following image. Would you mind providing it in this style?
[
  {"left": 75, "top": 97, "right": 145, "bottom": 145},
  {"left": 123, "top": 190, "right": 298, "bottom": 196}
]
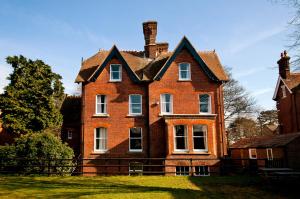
[
  {"left": 128, "top": 150, "right": 143, "bottom": 153},
  {"left": 93, "top": 114, "right": 110, "bottom": 118},
  {"left": 173, "top": 150, "right": 189, "bottom": 153},
  {"left": 109, "top": 80, "right": 121, "bottom": 82},
  {"left": 126, "top": 114, "right": 143, "bottom": 117},
  {"left": 159, "top": 113, "right": 217, "bottom": 117},
  {"left": 178, "top": 79, "right": 192, "bottom": 82},
  {"left": 92, "top": 150, "right": 108, "bottom": 154}
]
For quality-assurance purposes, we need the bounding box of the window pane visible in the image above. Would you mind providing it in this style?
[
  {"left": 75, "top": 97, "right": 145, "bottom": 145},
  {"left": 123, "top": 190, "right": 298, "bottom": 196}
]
[
  {"left": 130, "top": 95, "right": 141, "bottom": 103},
  {"left": 165, "top": 103, "right": 170, "bottom": 113},
  {"left": 130, "top": 139, "right": 142, "bottom": 150},
  {"left": 96, "top": 139, "right": 100, "bottom": 149},
  {"left": 180, "top": 64, "right": 188, "bottom": 71},
  {"left": 112, "top": 71, "right": 120, "bottom": 79},
  {"left": 175, "top": 125, "right": 185, "bottom": 136},
  {"left": 200, "top": 104, "right": 208, "bottom": 112},
  {"left": 100, "top": 95, "right": 106, "bottom": 103},
  {"left": 130, "top": 128, "right": 141, "bottom": 137},
  {"left": 164, "top": 94, "right": 171, "bottom": 102},
  {"left": 180, "top": 71, "right": 188, "bottom": 79},
  {"left": 200, "top": 94, "right": 209, "bottom": 103},
  {"left": 176, "top": 137, "right": 186, "bottom": 149},
  {"left": 131, "top": 104, "right": 141, "bottom": 113},
  {"left": 96, "top": 128, "right": 100, "bottom": 138},
  {"left": 111, "top": 65, "right": 120, "bottom": 72},
  {"left": 194, "top": 137, "right": 205, "bottom": 149}
]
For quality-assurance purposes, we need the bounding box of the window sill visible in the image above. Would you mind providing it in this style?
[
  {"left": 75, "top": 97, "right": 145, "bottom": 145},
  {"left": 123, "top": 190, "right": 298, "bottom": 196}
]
[
  {"left": 93, "top": 114, "right": 110, "bottom": 118},
  {"left": 178, "top": 79, "right": 192, "bottom": 82},
  {"left": 126, "top": 114, "right": 144, "bottom": 118},
  {"left": 109, "top": 80, "right": 121, "bottom": 83},
  {"left": 128, "top": 150, "right": 143, "bottom": 153},
  {"left": 91, "top": 150, "right": 108, "bottom": 154},
  {"left": 173, "top": 150, "right": 189, "bottom": 154}
]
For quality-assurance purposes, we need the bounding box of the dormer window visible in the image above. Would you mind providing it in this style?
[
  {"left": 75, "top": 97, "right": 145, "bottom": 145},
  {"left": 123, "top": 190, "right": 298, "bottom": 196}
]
[
  {"left": 110, "top": 64, "right": 122, "bottom": 81},
  {"left": 179, "top": 63, "right": 191, "bottom": 80}
]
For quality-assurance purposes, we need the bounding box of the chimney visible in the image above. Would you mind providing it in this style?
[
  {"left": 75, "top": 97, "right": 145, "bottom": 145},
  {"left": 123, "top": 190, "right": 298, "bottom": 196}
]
[
  {"left": 277, "top": 50, "right": 290, "bottom": 79},
  {"left": 143, "top": 21, "right": 157, "bottom": 59}
]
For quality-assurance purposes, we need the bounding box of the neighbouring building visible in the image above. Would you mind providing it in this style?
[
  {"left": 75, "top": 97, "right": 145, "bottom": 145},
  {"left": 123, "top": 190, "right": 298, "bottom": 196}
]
[
  {"left": 75, "top": 21, "right": 228, "bottom": 175},
  {"left": 229, "top": 133, "right": 300, "bottom": 170},
  {"left": 273, "top": 51, "right": 300, "bottom": 134},
  {"left": 60, "top": 95, "right": 81, "bottom": 156}
]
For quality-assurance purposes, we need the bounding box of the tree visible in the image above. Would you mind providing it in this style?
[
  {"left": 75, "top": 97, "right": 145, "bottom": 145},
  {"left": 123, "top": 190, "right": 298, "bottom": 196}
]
[
  {"left": 227, "top": 117, "right": 259, "bottom": 144},
  {"left": 257, "top": 109, "right": 278, "bottom": 135},
  {"left": 223, "top": 67, "right": 256, "bottom": 123},
  {"left": 0, "top": 55, "right": 65, "bottom": 134}
]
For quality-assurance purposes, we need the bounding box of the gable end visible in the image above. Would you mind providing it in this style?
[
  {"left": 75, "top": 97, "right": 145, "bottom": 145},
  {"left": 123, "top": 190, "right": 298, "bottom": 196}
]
[
  {"left": 154, "top": 37, "right": 219, "bottom": 81},
  {"left": 89, "top": 46, "right": 141, "bottom": 83}
]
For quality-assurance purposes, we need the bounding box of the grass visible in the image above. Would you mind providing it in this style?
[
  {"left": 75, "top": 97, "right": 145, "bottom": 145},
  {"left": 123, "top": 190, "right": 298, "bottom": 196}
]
[{"left": 0, "top": 175, "right": 296, "bottom": 199}]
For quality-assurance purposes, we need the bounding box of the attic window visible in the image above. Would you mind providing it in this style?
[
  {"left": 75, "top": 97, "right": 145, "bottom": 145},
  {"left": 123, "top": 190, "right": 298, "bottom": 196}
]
[
  {"left": 179, "top": 63, "right": 191, "bottom": 80},
  {"left": 281, "top": 85, "right": 286, "bottom": 98},
  {"left": 110, "top": 64, "right": 122, "bottom": 81}
]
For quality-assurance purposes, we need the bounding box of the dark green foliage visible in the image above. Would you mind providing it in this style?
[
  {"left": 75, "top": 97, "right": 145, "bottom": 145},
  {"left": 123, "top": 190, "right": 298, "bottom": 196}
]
[
  {"left": 0, "top": 145, "right": 17, "bottom": 171},
  {"left": 0, "top": 55, "right": 65, "bottom": 134},
  {"left": 0, "top": 133, "right": 75, "bottom": 175},
  {"left": 14, "top": 132, "right": 75, "bottom": 175}
]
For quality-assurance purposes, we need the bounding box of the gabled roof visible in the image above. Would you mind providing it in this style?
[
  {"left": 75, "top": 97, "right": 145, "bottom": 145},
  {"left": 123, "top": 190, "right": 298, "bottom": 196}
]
[
  {"left": 230, "top": 133, "right": 300, "bottom": 148},
  {"left": 153, "top": 37, "right": 223, "bottom": 81},
  {"left": 75, "top": 37, "right": 228, "bottom": 83},
  {"left": 272, "top": 74, "right": 300, "bottom": 100}
]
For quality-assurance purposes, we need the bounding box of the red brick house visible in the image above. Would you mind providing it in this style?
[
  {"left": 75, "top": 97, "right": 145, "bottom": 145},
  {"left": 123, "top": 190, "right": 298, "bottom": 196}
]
[
  {"left": 75, "top": 21, "right": 228, "bottom": 175},
  {"left": 273, "top": 51, "right": 300, "bottom": 134}
]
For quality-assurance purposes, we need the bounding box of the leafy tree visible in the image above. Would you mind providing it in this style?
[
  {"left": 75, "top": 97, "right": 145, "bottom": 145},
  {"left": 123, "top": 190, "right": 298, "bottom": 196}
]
[
  {"left": 223, "top": 67, "right": 256, "bottom": 122},
  {"left": 257, "top": 109, "right": 278, "bottom": 135},
  {"left": 227, "top": 117, "right": 259, "bottom": 144},
  {"left": 0, "top": 55, "right": 64, "bottom": 134}
]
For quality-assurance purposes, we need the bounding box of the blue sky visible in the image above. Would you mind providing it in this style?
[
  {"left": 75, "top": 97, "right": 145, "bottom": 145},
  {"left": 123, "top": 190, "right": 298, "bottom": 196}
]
[{"left": 0, "top": 0, "right": 297, "bottom": 110}]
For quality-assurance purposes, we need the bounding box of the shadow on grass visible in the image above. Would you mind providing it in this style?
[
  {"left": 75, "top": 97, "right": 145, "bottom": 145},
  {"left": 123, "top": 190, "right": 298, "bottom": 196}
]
[
  {"left": 0, "top": 176, "right": 204, "bottom": 199},
  {"left": 1, "top": 176, "right": 298, "bottom": 199},
  {"left": 189, "top": 175, "right": 300, "bottom": 199}
]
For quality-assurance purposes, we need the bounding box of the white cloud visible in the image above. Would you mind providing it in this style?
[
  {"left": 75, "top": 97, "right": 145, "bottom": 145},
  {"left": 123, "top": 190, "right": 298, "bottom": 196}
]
[
  {"left": 229, "top": 26, "right": 286, "bottom": 55},
  {"left": 234, "top": 67, "right": 265, "bottom": 78},
  {"left": 252, "top": 88, "right": 273, "bottom": 97}
]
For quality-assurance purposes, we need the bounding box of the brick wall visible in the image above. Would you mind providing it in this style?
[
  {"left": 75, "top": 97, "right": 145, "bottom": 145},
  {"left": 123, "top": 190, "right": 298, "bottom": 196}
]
[{"left": 148, "top": 48, "right": 226, "bottom": 159}]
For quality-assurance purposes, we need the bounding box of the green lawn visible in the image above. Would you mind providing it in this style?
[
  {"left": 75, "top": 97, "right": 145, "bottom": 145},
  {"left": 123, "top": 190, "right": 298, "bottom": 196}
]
[{"left": 0, "top": 175, "right": 294, "bottom": 199}]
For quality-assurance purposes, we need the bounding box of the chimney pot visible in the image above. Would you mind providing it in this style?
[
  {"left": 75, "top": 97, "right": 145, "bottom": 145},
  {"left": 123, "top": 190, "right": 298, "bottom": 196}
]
[{"left": 277, "top": 50, "right": 291, "bottom": 79}]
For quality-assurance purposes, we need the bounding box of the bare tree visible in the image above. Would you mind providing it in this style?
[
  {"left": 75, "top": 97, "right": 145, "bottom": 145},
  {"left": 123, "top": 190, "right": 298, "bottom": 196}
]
[{"left": 223, "top": 67, "right": 256, "bottom": 123}]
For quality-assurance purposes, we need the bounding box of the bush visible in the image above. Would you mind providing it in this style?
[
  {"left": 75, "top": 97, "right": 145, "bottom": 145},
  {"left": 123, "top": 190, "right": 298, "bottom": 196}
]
[
  {"left": 0, "top": 133, "right": 75, "bottom": 175},
  {"left": 0, "top": 145, "right": 17, "bottom": 172}
]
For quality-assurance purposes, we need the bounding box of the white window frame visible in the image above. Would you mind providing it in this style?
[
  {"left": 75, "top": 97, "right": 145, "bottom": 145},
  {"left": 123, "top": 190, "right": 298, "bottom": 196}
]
[
  {"left": 178, "top": 62, "right": 191, "bottom": 81},
  {"left": 96, "top": 95, "right": 107, "bottom": 114},
  {"left": 249, "top": 148, "right": 257, "bottom": 159},
  {"left": 160, "top": 94, "right": 173, "bottom": 115},
  {"left": 129, "top": 94, "right": 142, "bottom": 115},
  {"left": 175, "top": 166, "right": 190, "bottom": 176},
  {"left": 192, "top": 125, "right": 208, "bottom": 152},
  {"left": 199, "top": 94, "right": 211, "bottom": 114},
  {"left": 129, "top": 127, "right": 143, "bottom": 152},
  {"left": 194, "top": 166, "right": 210, "bottom": 176},
  {"left": 110, "top": 64, "right": 122, "bottom": 82},
  {"left": 174, "top": 125, "right": 188, "bottom": 152},
  {"left": 266, "top": 148, "right": 273, "bottom": 160},
  {"left": 67, "top": 130, "right": 73, "bottom": 140},
  {"left": 281, "top": 85, "right": 286, "bottom": 98},
  {"left": 94, "top": 128, "right": 108, "bottom": 153}
]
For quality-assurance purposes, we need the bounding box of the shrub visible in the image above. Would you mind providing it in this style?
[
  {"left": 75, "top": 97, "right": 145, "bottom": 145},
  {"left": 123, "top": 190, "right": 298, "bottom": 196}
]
[
  {"left": 0, "top": 145, "right": 17, "bottom": 172},
  {"left": 12, "top": 132, "right": 75, "bottom": 175}
]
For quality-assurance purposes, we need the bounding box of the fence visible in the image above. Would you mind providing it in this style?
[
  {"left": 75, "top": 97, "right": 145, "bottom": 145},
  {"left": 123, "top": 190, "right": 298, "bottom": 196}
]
[{"left": 0, "top": 157, "right": 285, "bottom": 176}]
